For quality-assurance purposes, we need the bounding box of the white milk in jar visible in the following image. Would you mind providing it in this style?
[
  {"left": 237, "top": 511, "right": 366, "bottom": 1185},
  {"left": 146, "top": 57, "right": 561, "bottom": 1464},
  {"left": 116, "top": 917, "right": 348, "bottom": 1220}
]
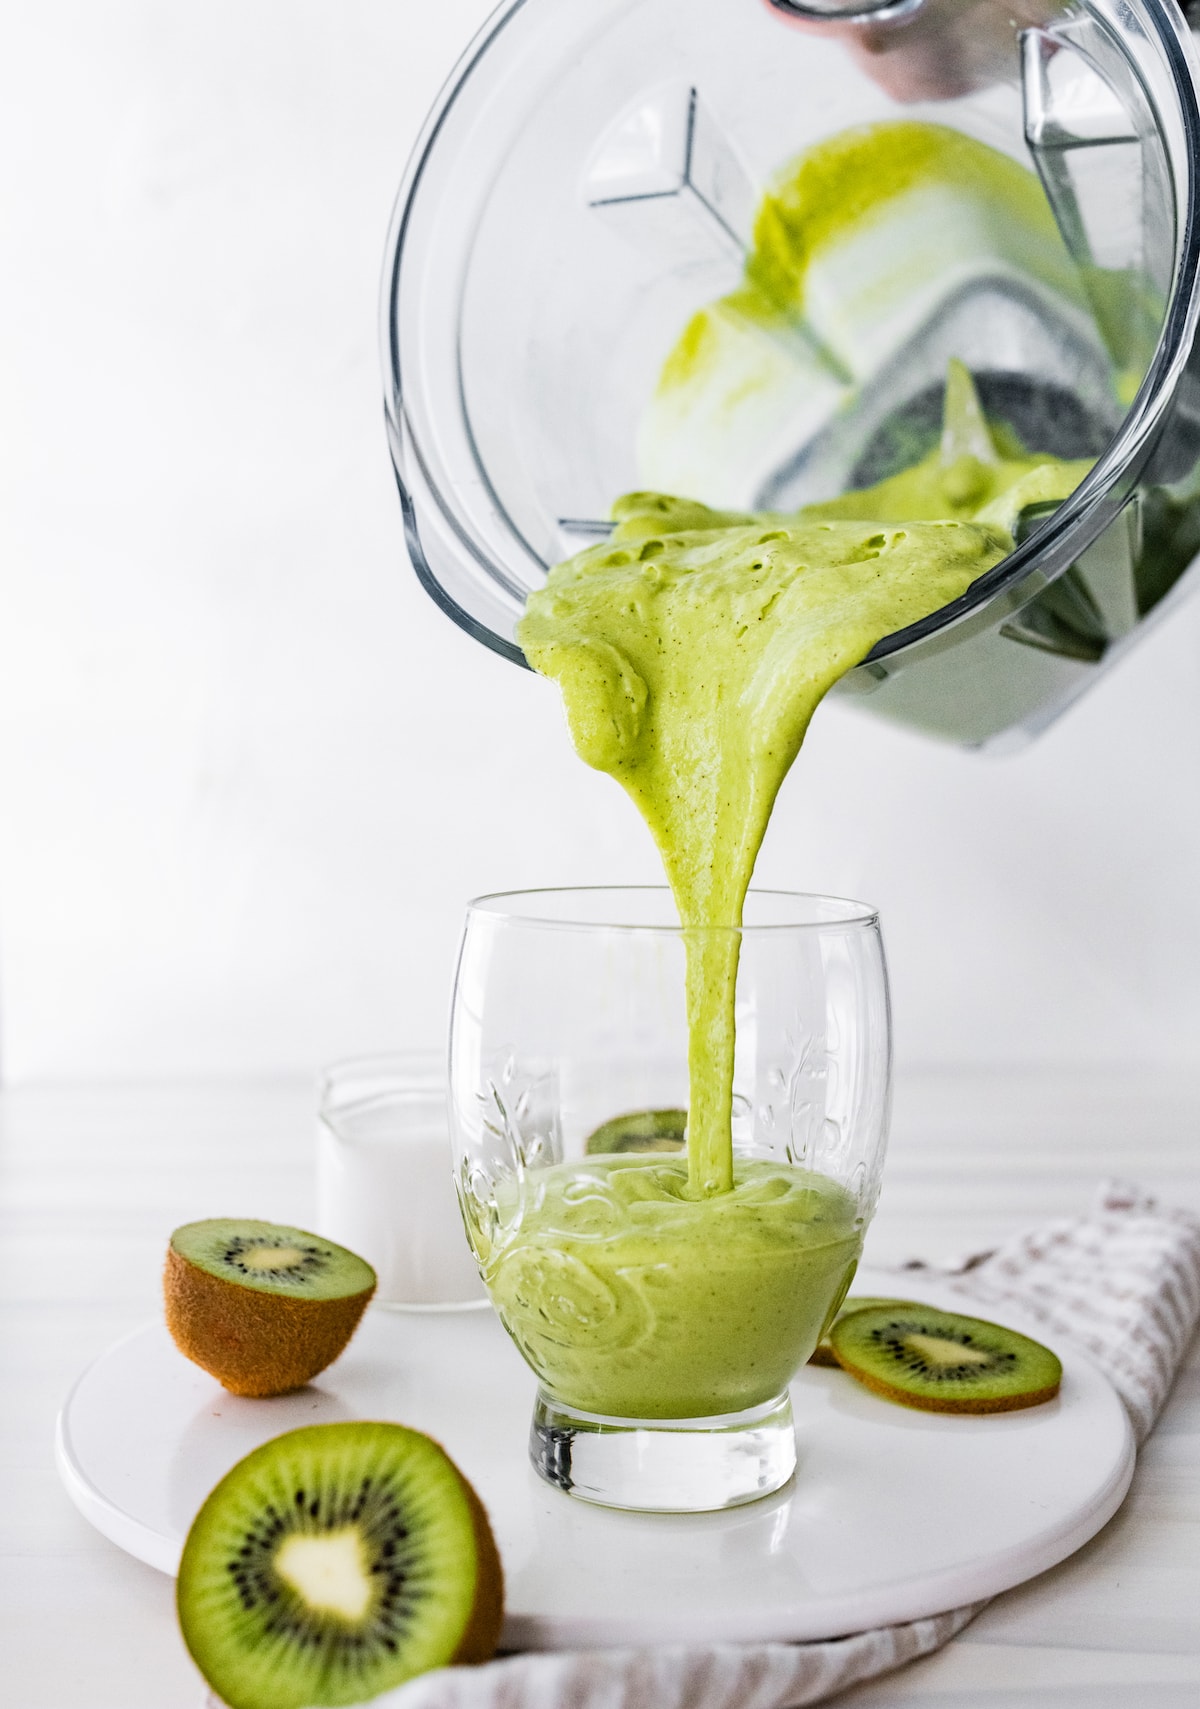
[{"left": 317, "top": 1054, "right": 487, "bottom": 1309}]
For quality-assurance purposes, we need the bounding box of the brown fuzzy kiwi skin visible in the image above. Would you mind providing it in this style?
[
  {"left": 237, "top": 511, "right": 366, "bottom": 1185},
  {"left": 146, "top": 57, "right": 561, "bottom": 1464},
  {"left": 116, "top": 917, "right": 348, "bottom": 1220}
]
[
  {"left": 450, "top": 1470, "right": 506, "bottom": 1664},
  {"left": 163, "top": 1245, "right": 375, "bottom": 1397},
  {"left": 835, "top": 1360, "right": 1061, "bottom": 1415}
]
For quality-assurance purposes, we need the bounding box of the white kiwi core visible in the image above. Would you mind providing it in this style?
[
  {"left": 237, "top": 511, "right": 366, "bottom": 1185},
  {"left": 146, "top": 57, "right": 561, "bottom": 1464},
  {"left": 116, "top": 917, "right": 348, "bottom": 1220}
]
[
  {"left": 242, "top": 1245, "right": 308, "bottom": 1272},
  {"left": 904, "top": 1332, "right": 993, "bottom": 1368},
  {"left": 274, "top": 1528, "right": 373, "bottom": 1622}
]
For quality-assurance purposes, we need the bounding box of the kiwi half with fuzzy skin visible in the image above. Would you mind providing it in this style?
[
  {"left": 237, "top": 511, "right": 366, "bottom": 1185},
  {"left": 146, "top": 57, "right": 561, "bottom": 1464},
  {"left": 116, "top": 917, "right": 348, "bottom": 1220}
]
[
  {"left": 177, "top": 1421, "right": 503, "bottom": 1709},
  {"left": 165, "top": 1219, "right": 376, "bottom": 1397},
  {"left": 584, "top": 1108, "right": 687, "bottom": 1155},
  {"left": 831, "top": 1303, "right": 1062, "bottom": 1414},
  {"left": 808, "top": 1296, "right": 919, "bottom": 1368}
]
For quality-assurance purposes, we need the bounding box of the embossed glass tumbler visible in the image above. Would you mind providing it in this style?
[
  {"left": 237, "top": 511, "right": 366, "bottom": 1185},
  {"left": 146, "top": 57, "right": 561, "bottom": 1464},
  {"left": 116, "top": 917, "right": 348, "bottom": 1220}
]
[{"left": 448, "top": 887, "right": 892, "bottom": 1513}]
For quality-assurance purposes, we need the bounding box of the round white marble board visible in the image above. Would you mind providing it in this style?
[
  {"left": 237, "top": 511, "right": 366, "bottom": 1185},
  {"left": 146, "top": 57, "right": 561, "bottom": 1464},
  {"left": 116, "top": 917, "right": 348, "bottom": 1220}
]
[{"left": 55, "top": 1270, "right": 1134, "bottom": 1649}]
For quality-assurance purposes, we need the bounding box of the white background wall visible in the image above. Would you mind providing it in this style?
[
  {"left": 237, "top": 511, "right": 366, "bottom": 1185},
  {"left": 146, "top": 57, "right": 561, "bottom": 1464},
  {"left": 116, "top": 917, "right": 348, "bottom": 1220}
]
[{"left": 3, "top": 1, "right": 1200, "bottom": 1083}]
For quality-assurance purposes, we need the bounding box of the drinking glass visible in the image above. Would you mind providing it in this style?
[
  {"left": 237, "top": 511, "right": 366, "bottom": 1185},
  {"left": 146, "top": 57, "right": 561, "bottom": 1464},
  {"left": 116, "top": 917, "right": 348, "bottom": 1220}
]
[{"left": 448, "top": 887, "right": 892, "bottom": 1512}]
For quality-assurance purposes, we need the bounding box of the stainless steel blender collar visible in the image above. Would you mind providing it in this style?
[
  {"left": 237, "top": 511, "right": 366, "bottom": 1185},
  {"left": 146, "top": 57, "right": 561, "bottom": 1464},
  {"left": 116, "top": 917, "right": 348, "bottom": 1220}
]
[
  {"left": 381, "top": 0, "right": 1200, "bottom": 750},
  {"left": 768, "top": 1, "right": 926, "bottom": 17}
]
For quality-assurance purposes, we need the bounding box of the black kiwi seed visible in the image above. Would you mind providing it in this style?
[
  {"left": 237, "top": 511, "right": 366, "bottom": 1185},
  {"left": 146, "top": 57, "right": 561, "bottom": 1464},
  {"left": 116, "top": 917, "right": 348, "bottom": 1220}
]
[
  {"left": 220, "top": 1234, "right": 329, "bottom": 1285},
  {"left": 830, "top": 1304, "right": 1062, "bottom": 1415},
  {"left": 808, "top": 1296, "right": 919, "bottom": 1368}
]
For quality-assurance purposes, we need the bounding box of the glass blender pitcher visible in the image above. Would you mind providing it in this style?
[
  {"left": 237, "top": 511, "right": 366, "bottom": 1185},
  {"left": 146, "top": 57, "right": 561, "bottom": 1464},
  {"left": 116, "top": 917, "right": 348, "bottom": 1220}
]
[{"left": 381, "top": 0, "right": 1200, "bottom": 751}]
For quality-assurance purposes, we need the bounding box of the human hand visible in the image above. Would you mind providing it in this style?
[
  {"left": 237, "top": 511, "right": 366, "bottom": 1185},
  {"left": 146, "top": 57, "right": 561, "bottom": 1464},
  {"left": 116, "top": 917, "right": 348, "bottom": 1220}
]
[{"left": 764, "top": 0, "right": 1059, "bottom": 102}]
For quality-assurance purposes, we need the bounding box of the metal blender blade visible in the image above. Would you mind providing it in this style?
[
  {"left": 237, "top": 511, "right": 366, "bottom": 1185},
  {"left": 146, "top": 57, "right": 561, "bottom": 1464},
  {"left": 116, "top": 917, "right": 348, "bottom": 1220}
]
[{"left": 756, "top": 277, "right": 1121, "bottom": 510}]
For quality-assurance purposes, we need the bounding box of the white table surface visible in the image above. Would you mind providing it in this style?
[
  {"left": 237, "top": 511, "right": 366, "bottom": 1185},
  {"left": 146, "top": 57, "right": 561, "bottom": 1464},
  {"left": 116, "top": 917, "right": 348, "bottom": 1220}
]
[{"left": 3, "top": 1070, "right": 1199, "bottom": 1708}]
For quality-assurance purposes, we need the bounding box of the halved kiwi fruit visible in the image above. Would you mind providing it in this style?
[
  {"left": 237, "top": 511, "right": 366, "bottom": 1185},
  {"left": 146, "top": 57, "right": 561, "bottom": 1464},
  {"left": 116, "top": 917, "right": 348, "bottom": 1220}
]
[
  {"left": 165, "top": 1219, "right": 376, "bottom": 1397},
  {"left": 808, "top": 1296, "right": 919, "bottom": 1368},
  {"left": 830, "top": 1303, "right": 1062, "bottom": 1414},
  {"left": 584, "top": 1108, "right": 687, "bottom": 1155},
  {"left": 177, "top": 1421, "right": 503, "bottom": 1709}
]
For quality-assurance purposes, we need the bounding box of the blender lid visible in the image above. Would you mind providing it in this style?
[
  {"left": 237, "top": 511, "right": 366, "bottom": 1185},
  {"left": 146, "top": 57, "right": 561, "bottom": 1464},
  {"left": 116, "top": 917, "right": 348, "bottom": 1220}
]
[{"left": 382, "top": 0, "right": 1200, "bottom": 668}]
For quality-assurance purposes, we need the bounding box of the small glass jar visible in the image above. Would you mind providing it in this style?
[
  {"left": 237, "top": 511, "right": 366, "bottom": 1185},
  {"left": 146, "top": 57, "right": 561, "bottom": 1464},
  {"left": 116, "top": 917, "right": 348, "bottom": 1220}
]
[
  {"left": 448, "top": 888, "right": 892, "bottom": 1511},
  {"left": 316, "top": 1053, "right": 487, "bottom": 1311}
]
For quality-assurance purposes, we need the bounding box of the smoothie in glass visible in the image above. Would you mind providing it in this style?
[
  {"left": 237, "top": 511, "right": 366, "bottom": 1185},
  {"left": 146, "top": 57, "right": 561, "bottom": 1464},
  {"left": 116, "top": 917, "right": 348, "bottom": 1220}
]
[{"left": 483, "top": 1157, "right": 860, "bottom": 1418}]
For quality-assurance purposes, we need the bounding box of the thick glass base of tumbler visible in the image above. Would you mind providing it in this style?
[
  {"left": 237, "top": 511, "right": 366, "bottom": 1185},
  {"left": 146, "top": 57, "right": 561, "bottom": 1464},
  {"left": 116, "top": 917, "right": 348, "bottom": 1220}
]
[{"left": 529, "top": 1389, "right": 796, "bottom": 1512}]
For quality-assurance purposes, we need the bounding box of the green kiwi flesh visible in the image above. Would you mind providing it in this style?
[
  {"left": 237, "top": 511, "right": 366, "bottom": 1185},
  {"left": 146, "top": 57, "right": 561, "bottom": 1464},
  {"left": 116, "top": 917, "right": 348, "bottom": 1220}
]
[
  {"left": 170, "top": 1219, "right": 375, "bottom": 1300},
  {"left": 830, "top": 1304, "right": 1063, "bottom": 1414},
  {"left": 808, "top": 1296, "right": 919, "bottom": 1368},
  {"left": 177, "top": 1422, "right": 504, "bottom": 1709},
  {"left": 584, "top": 1108, "right": 687, "bottom": 1155}
]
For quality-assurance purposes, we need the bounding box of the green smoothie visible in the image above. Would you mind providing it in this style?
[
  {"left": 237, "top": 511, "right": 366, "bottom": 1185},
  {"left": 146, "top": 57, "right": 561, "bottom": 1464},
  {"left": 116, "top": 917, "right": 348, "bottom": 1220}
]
[
  {"left": 501, "top": 126, "right": 1091, "bottom": 1421},
  {"left": 507, "top": 365, "right": 1084, "bottom": 1416},
  {"left": 520, "top": 506, "right": 1009, "bottom": 1196},
  {"left": 484, "top": 1156, "right": 860, "bottom": 1418}
]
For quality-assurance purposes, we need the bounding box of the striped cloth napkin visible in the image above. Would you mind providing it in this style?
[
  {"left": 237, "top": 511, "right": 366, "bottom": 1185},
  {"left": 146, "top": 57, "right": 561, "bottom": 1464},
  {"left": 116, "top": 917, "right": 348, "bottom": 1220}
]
[{"left": 357, "top": 1182, "right": 1200, "bottom": 1709}]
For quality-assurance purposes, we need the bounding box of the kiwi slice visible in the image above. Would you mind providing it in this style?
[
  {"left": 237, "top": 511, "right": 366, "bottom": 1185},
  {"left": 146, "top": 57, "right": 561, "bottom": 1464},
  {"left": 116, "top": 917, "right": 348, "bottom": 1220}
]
[
  {"left": 584, "top": 1108, "right": 687, "bottom": 1154},
  {"left": 165, "top": 1219, "right": 376, "bottom": 1397},
  {"left": 808, "top": 1296, "right": 919, "bottom": 1368},
  {"left": 177, "top": 1421, "right": 504, "bottom": 1709},
  {"left": 830, "top": 1303, "right": 1062, "bottom": 1414}
]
